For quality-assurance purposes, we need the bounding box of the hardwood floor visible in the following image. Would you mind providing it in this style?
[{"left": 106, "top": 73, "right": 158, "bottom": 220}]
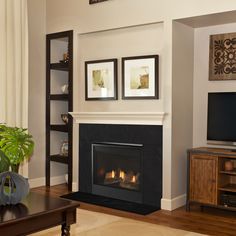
[{"left": 31, "top": 184, "right": 236, "bottom": 236}]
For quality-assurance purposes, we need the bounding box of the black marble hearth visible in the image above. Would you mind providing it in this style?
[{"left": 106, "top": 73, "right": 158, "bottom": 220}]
[
  {"left": 61, "top": 191, "right": 160, "bottom": 215},
  {"left": 79, "top": 124, "right": 162, "bottom": 208}
]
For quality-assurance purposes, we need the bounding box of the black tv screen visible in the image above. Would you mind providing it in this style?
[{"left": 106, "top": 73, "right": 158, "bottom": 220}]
[{"left": 207, "top": 92, "right": 236, "bottom": 144}]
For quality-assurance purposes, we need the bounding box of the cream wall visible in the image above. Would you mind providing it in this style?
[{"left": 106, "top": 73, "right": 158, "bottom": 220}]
[
  {"left": 46, "top": 0, "right": 236, "bottom": 34},
  {"left": 45, "top": 0, "right": 236, "bottom": 210},
  {"left": 172, "top": 22, "right": 194, "bottom": 200},
  {"left": 31, "top": 0, "right": 236, "bottom": 210},
  {"left": 77, "top": 23, "right": 164, "bottom": 112},
  {"left": 28, "top": 0, "right": 67, "bottom": 185},
  {"left": 28, "top": 0, "right": 46, "bottom": 180},
  {"left": 193, "top": 22, "right": 236, "bottom": 148}
]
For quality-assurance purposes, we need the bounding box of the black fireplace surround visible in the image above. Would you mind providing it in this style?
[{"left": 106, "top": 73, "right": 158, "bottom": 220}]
[{"left": 79, "top": 124, "right": 163, "bottom": 208}]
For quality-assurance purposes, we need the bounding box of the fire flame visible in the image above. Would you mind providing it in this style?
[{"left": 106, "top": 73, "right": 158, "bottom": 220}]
[
  {"left": 111, "top": 170, "right": 115, "bottom": 178},
  {"left": 105, "top": 169, "right": 137, "bottom": 185},
  {"left": 131, "top": 175, "right": 136, "bottom": 183},
  {"left": 119, "top": 171, "right": 125, "bottom": 180}
]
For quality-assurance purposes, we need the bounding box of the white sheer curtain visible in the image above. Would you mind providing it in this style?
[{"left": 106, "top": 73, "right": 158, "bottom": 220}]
[
  {"left": 0, "top": 0, "right": 29, "bottom": 176},
  {"left": 0, "top": 0, "right": 28, "bottom": 128}
]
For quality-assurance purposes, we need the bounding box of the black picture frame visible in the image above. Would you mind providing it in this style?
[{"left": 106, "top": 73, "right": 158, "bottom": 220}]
[
  {"left": 85, "top": 59, "right": 118, "bottom": 100},
  {"left": 122, "top": 55, "right": 159, "bottom": 99},
  {"left": 89, "top": 0, "right": 108, "bottom": 4}
]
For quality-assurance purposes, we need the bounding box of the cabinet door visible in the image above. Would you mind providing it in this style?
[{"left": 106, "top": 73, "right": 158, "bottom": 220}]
[{"left": 189, "top": 154, "right": 217, "bottom": 205}]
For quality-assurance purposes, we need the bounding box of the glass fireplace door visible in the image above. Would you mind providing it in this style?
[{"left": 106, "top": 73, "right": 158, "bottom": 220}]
[{"left": 92, "top": 142, "right": 143, "bottom": 203}]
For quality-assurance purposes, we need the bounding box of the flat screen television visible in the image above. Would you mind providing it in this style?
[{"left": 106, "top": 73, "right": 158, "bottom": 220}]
[{"left": 207, "top": 92, "right": 236, "bottom": 146}]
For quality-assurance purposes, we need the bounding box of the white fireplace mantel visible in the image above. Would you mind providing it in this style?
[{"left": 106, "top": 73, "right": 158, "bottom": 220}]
[
  {"left": 69, "top": 112, "right": 166, "bottom": 125},
  {"left": 69, "top": 111, "right": 166, "bottom": 193}
]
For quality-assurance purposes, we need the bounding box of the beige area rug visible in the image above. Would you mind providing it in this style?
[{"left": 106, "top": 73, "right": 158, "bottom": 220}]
[{"left": 31, "top": 209, "right": 205, "bottom": 236}]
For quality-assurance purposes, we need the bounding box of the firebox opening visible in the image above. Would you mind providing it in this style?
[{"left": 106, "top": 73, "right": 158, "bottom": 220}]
[{"left": 92, "top": 142, "right": 143, "bottom": 203}]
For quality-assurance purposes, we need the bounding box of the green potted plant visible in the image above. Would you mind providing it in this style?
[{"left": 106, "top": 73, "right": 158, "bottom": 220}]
[
  {"left": 0, "top": 124, "right": 34, "bottom": 205},
  {"left": 0, "top": 124, "right": 34, "bottom": 173}
]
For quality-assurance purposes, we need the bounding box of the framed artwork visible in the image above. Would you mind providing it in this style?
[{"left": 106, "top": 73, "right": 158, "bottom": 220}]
[
  {"left": 89, "top": 0, "right": 108, "bottom": 4},
  {"left": 122, "top": 55, "right": 159, "bottom": 99},
  {"left": 209, "top": 32, "right": 236, "bottom": 81},
  {"left": 85, "top": 59, "right": 118, "bottom": 100}
]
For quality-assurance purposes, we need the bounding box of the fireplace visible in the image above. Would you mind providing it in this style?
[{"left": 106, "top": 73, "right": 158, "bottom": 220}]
[
  {"left": 92, "top": 142, "right": 143, "bottom": 203},
  {"left": 79, "top": 124, "right": 162, "bottom": 208}
]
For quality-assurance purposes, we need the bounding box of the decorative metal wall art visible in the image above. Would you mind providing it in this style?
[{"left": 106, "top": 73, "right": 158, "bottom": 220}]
[{"left": 209, "top": 32, "right": 236, "bottom": 81}]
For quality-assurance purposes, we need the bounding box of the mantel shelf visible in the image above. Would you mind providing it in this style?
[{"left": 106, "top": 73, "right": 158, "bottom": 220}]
[{"left": 69, "top": 112, "right": 166, "bottom": 125}]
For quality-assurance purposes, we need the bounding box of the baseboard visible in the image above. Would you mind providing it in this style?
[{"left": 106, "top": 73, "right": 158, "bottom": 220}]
[
  {"left": 29, "top": 175, "right": 66, "bottom": 188},
  {"left": 161, "top": 194, "right": 186, "bottom": 211},
  {"left": 72, "top": 182, "right": 78, "bottom": 192}
]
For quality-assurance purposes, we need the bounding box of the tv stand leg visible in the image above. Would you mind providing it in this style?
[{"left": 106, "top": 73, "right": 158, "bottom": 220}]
[
  {"left": 186, "top": 201, "right": 190, "bottom": 211},
  {"left": 200, "top": 205, "right": 204, "bottom": 212}
]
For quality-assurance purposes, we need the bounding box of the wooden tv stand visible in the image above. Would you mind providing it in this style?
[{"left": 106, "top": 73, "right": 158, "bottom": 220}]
[{"left": 187, "top": 147, "right": 236, "bottom": 211}]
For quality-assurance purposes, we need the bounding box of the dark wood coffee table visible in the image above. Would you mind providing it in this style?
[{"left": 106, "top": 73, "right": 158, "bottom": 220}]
[{"left": 0, "top": 192, "right": 79, "bottom": 236}]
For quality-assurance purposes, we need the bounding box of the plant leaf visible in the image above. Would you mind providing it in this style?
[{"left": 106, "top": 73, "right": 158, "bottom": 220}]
[
  {"left": 0, "top": 150, "right": 10, "bottom": 173},
  {"left": 0, "top": 125, "right": 34, "bottom": 165}
]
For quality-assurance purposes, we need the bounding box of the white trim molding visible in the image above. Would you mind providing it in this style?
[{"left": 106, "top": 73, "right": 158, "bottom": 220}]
[
  {"left": 72, "top": 182, "right": 78, "bottom": 192},
  {"left": 161, "top": 194, "right": 186, "bottom": 211},
  {"left": 69, "top": 111, "right": 166, "bottom": 199},
  {"left": 69, "top": 112, "right": 166, "bottom": 125},
  {"left": 29, "top": 175, "right": 66, "bottom": 189}
]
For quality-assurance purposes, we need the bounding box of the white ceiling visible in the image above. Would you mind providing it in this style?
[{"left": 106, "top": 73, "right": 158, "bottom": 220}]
[{"left": 176, "top": 10, "right": 236, "bottom": 28}]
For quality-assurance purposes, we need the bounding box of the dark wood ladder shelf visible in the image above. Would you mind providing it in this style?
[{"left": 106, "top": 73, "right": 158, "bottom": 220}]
[
  {"left": 50, "top": 154, "right": 69, "bottom": 164},
  {"left": 50, "top": 124, "right": 68, "bottom": 132},
  {"left": 46, "top": 30, "right": 73, "bottom": 191},
  {"left": 50, "top": 62, "right": 69, "bottom": 71},
  {"left": 50, "top": 94, "right": 68, "bottom": 100}
]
